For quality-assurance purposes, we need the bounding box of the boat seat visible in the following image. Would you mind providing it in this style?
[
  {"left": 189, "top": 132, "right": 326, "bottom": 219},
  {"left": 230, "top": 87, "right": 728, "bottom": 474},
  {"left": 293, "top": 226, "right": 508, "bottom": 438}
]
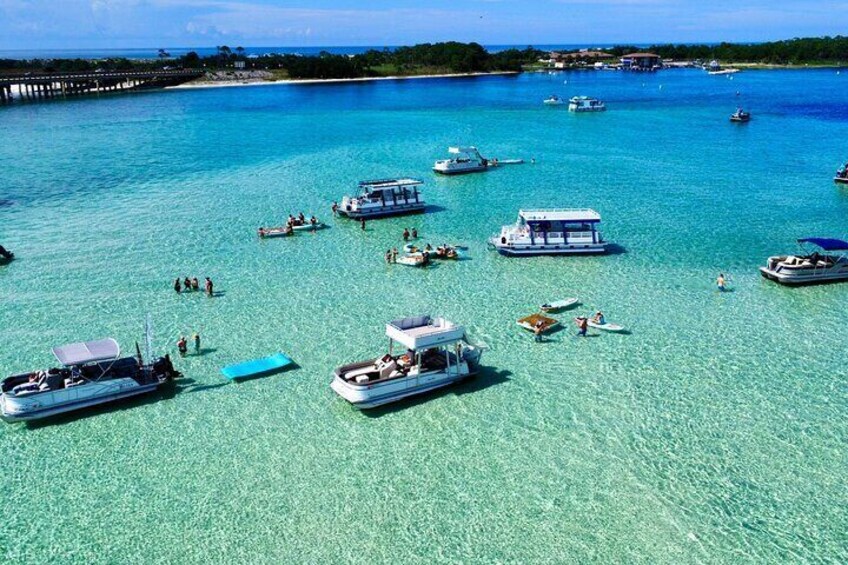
[
  {"left": 379, "top": 360, "right": 398, "bottom": 380},
  {"left": 355, "top": 375, "right": 370, "bottom": 384}
]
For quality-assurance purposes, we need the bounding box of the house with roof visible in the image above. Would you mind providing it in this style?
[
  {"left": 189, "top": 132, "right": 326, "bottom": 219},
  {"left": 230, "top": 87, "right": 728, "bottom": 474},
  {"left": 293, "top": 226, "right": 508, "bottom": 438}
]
[{"left": 620, "top": 52, "right": 662, "bottom": 70}]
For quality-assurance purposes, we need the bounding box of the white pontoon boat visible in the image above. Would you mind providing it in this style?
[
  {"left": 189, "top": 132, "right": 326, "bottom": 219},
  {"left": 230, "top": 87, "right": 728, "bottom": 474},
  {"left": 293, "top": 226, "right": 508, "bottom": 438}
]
[
  {"left": 331, "top": 316, "right": 483, "bottom": 409},
  {"left": 489, "top": 209, "right": 607, "bottom": 256},
  {"left": 1, "top": 331, "right": 179, "bottom": 422},
  {"left": 568, "top": 96, "right": 606, "bottom": 112},
  {"left": 338, "top": 178, "right": 425, "bottom": 219},
  {"left": 760, "top": 238, "right": 848, "bottom": 286}
]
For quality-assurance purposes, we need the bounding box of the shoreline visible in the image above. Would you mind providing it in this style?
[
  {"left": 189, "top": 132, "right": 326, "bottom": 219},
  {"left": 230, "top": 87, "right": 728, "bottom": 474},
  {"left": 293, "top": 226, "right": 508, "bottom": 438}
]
[{"left": 167, "top": 71, "right": 520, "bottom": 90}]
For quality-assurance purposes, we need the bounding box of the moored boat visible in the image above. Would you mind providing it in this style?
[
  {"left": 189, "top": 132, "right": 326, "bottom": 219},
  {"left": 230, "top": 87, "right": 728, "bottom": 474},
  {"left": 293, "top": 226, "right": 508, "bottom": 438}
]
[
  {"left": 330, "top": 315, "right": 483, "bottom": 409},
  {"left": 568, "top": 96, "right": 606, "bottom": 112},
  {"left": 489, "top": 209, "right": 607, "bottom": 256},
  {"left": 834, "top": 163, "right": 848, "bottom": 184},
  {"left": 759, "top": 237, "right": 848, "bottom": 286},
  {"left": 730, "top": 108, "right": 751, "bottom": 122},
  {"left": 433, "top": 146, "right": 489, "bottom": 175},
  {"left": 543, "top": 95, "right": 564, "bottom": 105},
  {"left": 338, "top": 178, "right": 426, "bottom": 219},
  {"left": 1, "top": 333, "right": 180, "bottom": 423}
]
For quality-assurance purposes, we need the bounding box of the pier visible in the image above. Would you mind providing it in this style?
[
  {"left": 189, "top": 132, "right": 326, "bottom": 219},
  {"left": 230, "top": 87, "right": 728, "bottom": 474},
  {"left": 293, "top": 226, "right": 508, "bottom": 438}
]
[{"left": 0, "top": 69, "right": 203, "bottom": 104}]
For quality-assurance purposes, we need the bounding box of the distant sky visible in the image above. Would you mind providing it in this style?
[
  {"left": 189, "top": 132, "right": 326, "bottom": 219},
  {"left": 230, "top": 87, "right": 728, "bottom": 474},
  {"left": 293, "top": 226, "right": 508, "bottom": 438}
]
[{"left": 0, "top": 0, "right": 845, "bottom": 50}]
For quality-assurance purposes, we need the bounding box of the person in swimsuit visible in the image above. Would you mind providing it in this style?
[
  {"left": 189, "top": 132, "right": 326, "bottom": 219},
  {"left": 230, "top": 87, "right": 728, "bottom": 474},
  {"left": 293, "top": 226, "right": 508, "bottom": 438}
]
[
  {"left": 717, "top": 273, "right": 727, "bottom": 292},
  {"left": 174, "top": 278, "right": 181, "bottom": 294},
  {"left": 576, "top": 317, "right": 588, "bottom": 337}
]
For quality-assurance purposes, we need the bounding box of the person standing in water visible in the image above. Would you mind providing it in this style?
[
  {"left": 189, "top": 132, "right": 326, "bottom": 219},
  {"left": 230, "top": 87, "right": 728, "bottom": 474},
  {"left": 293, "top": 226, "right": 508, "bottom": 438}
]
[
  {"left": 402, "top": 228, "right": 410, "bottom": 241},
  {"left": 193, "top": 333, "right": 201, "bottom": 354},
  {"left": 411, "top": 228, "right": 418, "bottom": 239},
  {"left": 533, "top": 319, "right": 544, "bottom": 343},
  {"left": 191, "top": 277, "right": 199, "bottom": 291},
  {"left": 174, "top": 278, "right": 182, "bottom": 294},
  {"left": 332, "top": 202, "right": 339, "bottom": 216},
  {"left": 576, "top": 317, "right": 588, "bottom": 337},
  {"left": 177, "top": 336, "right": 188, "bottom": 356},
  {"left": 360, "top": 218, "right": 366, "bottom": 230},
  {"left": 717, "top": 273, "right": 727, "bottom": 292},
  {"left": 205, "top": 277, "right": 214, "bottom": 297}
]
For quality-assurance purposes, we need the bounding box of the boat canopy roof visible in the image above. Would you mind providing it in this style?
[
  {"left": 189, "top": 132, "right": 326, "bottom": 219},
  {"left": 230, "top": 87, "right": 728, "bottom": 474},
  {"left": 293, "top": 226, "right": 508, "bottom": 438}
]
[
  {"left": 798, "top": 237, "right": 848, "bottom": 251},
  {"left": 359, "top": 178, "right": 423, "bottom": 190},
  {"left": 386, "top": 316, "right": 466, "bottom": 350},
  {"left": 519, "top": 208, "right": 601, "bottom": 223},
  {"left": 449, "top": 146, "right": 478, "bottom": 154},
  {"left": 52, "top": 338, "right": 121, "bottom": 366}
]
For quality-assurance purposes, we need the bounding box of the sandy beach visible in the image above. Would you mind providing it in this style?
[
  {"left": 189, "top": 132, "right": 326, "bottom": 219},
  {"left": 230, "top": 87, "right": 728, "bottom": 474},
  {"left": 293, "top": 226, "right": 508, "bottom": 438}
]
[{"left": 167, "top": 70, "right": 520, "bottom": 90}]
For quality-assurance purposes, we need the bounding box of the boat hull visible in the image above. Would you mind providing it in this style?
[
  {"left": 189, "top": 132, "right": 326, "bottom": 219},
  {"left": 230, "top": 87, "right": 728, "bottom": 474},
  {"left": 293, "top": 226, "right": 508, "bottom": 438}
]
[
  {"left": 834, "top": 177, "right": 848, "bottom": 185},
  {"left": 291, "top": 223, "right": 325, "bottom": 231},
  {"left": 759, "top": 266, "right": 848, "bottom": 286},
  {"left": 492, "top": 242, "right": 607, "bottom": 256},
  {"left": 1, "top": 378, "right": 163, "bottom": 422},
  {"left": 338, "top": 204, "right": 425, "bottom": 220},
  {"left": 330, "top": 370, "right": 471, "bottom": 409},
  {"left": 433, "top": 166, "right": 488, "bottom": 175}
]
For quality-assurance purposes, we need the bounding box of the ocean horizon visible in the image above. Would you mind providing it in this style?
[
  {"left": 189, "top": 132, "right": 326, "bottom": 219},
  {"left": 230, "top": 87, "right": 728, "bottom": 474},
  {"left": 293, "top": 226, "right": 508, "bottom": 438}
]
[{"left": 2, "top": 66, "right": 847, "bottom": 563}]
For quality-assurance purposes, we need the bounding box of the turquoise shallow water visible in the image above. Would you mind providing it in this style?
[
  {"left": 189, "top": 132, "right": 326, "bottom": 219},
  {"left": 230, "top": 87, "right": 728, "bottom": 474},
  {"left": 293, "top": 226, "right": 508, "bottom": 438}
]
[{"left": 1, "top": 69, "right": 848, "bottom": 563}]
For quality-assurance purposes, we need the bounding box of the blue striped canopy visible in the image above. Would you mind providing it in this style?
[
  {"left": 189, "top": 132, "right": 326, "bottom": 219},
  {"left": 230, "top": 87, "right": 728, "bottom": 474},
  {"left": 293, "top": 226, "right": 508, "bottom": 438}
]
[{"left": 797, "top": 238, "right": 848, "bottom": 251}]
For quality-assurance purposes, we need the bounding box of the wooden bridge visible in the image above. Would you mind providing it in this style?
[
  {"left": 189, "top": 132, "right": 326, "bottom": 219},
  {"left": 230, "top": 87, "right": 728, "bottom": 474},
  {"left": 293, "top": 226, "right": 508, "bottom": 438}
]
[{"left": 0, "top": 69, "right": 204, "bottom": 103}]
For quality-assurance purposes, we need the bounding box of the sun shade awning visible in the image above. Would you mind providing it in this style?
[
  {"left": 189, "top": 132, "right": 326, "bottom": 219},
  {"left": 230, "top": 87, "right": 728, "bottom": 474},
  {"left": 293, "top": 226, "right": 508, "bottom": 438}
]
[
  {"left": 52, "top": 338, "right": 121, "bottom": 366},
  {"left": 797, "top": 238, "right": 848, "bottom": 251}
]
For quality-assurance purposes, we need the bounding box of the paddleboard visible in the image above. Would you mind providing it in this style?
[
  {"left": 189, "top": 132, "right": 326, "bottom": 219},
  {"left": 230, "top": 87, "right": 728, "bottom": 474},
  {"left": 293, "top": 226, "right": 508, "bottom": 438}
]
[
  {"left": 586, "top": 320, "right": 625, "bottom": 332},
  {"left": 540, "top": 298, "right": 578, "bottom": 312}
]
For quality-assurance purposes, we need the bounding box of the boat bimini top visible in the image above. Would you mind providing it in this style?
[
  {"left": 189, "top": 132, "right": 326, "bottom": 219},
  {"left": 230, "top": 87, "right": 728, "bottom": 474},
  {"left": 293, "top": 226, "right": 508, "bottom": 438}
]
[
  {"left": 386, "top": 316, "right": 466, "bottom": 350},
  {"left": 797, "top": 238, "right": 848, "bottom": 251},
  {"left": 52, "top": 338, "right": 121, "bottom": 366}
]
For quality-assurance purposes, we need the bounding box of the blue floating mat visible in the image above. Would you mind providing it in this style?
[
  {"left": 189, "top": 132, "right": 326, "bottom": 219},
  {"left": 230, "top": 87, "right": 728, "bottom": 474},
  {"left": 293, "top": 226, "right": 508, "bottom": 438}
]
[{"left": 221, "top": 353, "right": 294, "bottom": 380}]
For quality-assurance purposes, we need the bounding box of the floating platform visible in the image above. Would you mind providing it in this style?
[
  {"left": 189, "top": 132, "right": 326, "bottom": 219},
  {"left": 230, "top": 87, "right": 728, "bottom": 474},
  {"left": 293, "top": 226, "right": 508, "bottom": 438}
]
[{"left": 221, "top": 353, "right": 294, "bottom": 380}]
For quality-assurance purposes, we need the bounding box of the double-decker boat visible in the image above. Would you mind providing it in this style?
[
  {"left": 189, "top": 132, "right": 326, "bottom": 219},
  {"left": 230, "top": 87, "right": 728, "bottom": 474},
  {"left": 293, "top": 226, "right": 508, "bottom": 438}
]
[
  {"left": 568, "top": 96, "right": 606, "bottom": 112},
  {"left": 1, "top": 331, "right": 180, "bottom": 422},
  {"left": 759, "top": 238, "right": 848, "bottom": 286},
  {"left": 489, "top": 209, "right": 607, "bottom": 256},
  {"left": 433, "top": 146, "right": 489, "bottom": 175},
  {"left": 331, "top": 316, "right": 483, "bottom": 409},
  {"left": 338, "top": 178, "right": 425, "bottom": 219}
]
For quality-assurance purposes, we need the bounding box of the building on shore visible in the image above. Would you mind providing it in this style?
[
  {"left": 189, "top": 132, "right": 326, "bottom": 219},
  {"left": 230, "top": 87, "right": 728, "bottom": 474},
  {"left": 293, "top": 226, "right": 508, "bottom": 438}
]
[
  {"left": 620, "top": 52, "right": 662, "bottom": 71},
  {"left": 548, "top": 50, "right": 615, "bottom": 69}
]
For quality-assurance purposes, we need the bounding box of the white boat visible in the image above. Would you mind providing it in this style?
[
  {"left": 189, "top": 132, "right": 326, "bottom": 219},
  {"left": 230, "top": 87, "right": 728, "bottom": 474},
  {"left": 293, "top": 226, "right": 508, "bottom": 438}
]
[
  {"left": 834, "top": 164, "right": 848, "bottom": 185},
  {"left": 330, "top": 315, "right": 483, "bottom": 409},
  {"left": 433, "top": 146, "right": 489, "bottom": 175},
  {"left": 540, "top": 298, "right": 579, "bottom": 313},
  {"left": 1, "top": 333, "right": 180, "bottom": 423},
  {"left": 586, "top": 320, "right": 625, "bottom": 332},
  {"left": 495, "top": 159, "right": 524, "bottom": 165},
  {"left": 489, "top": 209, "right": 607, "bottom": 256},
  {"left": 730, "top": 108, "right": 751, "bottom": 122},
  {"left": 708, "top": 69, "right": 740, "bottom": 75},
  {"left": 543, "top": 95, "right": 565, "bottom": 105},
  {"left": 759, "top": 238, "right": 848, "bottom": 286},
  {"left": 338, "top": 178, "right": 426, "bottom": 219},
  {"left": 568, "top": 96, "right": 606, "bottom": 112}
]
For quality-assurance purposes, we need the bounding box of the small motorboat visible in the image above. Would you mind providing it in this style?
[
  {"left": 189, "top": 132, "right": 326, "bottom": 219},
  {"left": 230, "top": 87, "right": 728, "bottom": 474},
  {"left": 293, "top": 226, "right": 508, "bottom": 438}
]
[
  {"left": 258, "top": 226, "right": 292, "bottom": 238},
  {"left": 834, "top": 164, "right": 848, "bottom": 185},
  {"left": 540, "top": 298, "right": 579, "bottom": 313},
  {"left": 396, "top": 252, "right": 430, "bottom": 267},
  {"left": 517, "top": 313, "right": 560, "bottom": 333},
  {"left": 543, "top": 95, "right": 564, "bottom": 106},
  {"left": 730, "top": 108, "right": 751, "bottom": 122},
  {"left": 291, "top": 221, "right": 325, "bottom": 231},
  {"left": 404, "top": 243, "right": 461, "bottom": 260},
  {"left": 586, "top": 319, "right": 626, "bottom": 332}
]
